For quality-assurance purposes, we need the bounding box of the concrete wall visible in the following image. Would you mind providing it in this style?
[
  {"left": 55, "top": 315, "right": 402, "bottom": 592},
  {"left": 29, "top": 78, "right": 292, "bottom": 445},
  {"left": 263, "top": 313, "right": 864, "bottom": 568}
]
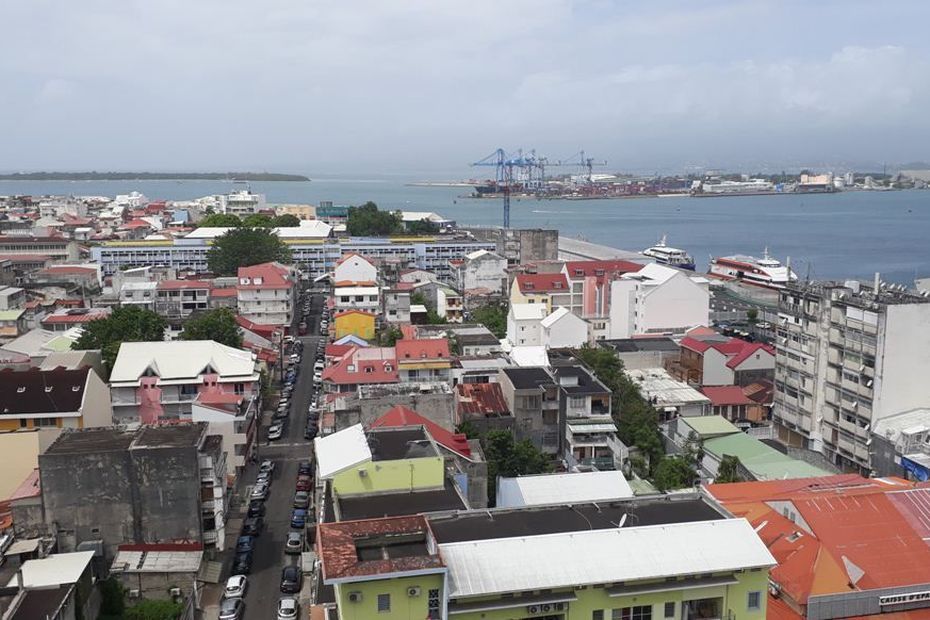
[
  {"left": 337, "top": 392, "right": 456, "bottom": 432},
  {"left": 544, "top": 312, "right": 588, "bottom": 349},
  {"left": 115, "top": 570, "right": 199, "bottom": 601},
  {"left": 463, "top": 254, "right": 507, "bottom": 294},
  {"left": 639, "top": 273, "right": 709, "bottom": 335},
  {"left": 83, "top": 370, "right": 114, "bottom": 428},
  {"left": 332, "top": 456, "right": 445, "bottom": 496},
  {"left": 130, "top": 446, "right": 203, "bottom": 546},
  {"left": 874, "top": 303, "right": 930, "bottom": 422},
  {"left": 701, "top": 348, "right": 735, "bottom": 386}
]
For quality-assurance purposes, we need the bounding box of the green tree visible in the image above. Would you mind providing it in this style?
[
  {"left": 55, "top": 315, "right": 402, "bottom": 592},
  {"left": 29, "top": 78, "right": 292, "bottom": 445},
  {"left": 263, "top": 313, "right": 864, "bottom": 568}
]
[
  {"left": 197, "top": 213, "right": 241, "bottom": 227},
  {"left": 482, "top": 430, "right": 551, "bottom": 506},
  {"left": 682, "top": 431, "right": 705, "bottom": 471},
  {"left": 746, "top": 308, "right": 759, "bottom": 324},
  {"left": 425, "top": 308, "right": 448, "bottom": 325},
  {"left": 455, "top": 420, "right": 481, "bottom": 439},
  {"left": 406, "top": 219, "right": 439, "bottom": 235},
  {"left": 378, "top": 327, "right": 403, "bottom": 347},
  {"left": 73, "top": 306, "right": 166, "bottom": 370},
  {"left": 346, "top": 201, "right": 402, "bottom": 236},
  {"left": 470, "top": 303, "right": 507, "bottom": 340},
  {"left": 124, "top": 599, "right": 184, "bottom": 620},
  {"left": 716, "top": 454, "right": 743, "bottom": 483},
  {"left": 242, "top": 213, "right": 274, "bottom": 228},
  {"left": 653, "top": 456, "right": 697, "bottom": 492},
  {"left": 98, "top": 578, "right": 126, "bottom": 619},
  {"left": 574, "top": 344, "right": 665, "bottom": 475},
  {"left": 180, "top": 307, "right": 243, "bottom": 348},
  {"left": 272, "top": 214, "right": 301, "bottom": 227},
  {"left": 411, "top": 291, "right": 428, "bottom": 307},
  {"left": 206, "top": 227, "right": 292, "bottom": 276}
]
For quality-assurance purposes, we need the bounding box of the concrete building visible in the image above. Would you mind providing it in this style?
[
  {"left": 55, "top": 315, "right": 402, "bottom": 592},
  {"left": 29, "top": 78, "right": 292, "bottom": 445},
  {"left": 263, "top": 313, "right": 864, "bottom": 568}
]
[
  {"left": 0, "top": 551, "right": 97, "bottom": 620},
  {"left": 0, "top": 236, "right": 80, "bottom": 262},
  {"left": 676, "top": 334, "right": 775, "bottom": 387},
  {"left": 109, "top": 544, "right": 203, "bottom": 602},
  {"left": 381, "top": 284, "right": 412, "bottom": 325},
  {"left": 0, "top": 285, "right": 26, "bottom": 310},
  {"left": 464, "top": 227, "right": 559, "bottom": 266},
  {"left": 395, "top": 339, "right": 452, "bottom": 384},
  {"left": 772, "top": 280, "right": 930, "bottom": 474},
  {"left": 0, "top": 367, "right": 112, "bottom": 437},
  {"left": 333, "top": 252, "right": 378, "bottom": 285},
  {"left": 331, "top": 382, "right": 454, "bottom": 432},
  {"left": 608, "top": 263, "right": 710, "bottom": 339},
  {"left": 626, "top": 368, "right": 711, "bottom": 421},
  {"left": 601, "top": 337, "right": 680, "bottom": 371},
  {"left": 540, "top": 306, "right": 589, "bottom": 348},
  {"left": 498, "top": 367, "right": 561, "bottom": 455},
  {"left": 153, "top": 279, "right": 211, "bottom": 323},
  {"left": 510, "top": 272, "right": 574, "bottom": 313},
  {"left": 190, "top": 393, "right": 260, "bottom": 477},
  {"left": 274, "top": 203, "right": 317, "bottom": 220},
  {"left": 449, "top": 249, "right": 507, "bottom": 298},
  {"left": 333, "top": 284, "right": 380, "bottom": 314},
  {"left": 436, "top": 286, "right": 464, "bottom": 323},
  {"left": 552, "top": 364, "right": 621, "bottom": 471},
  {"left": 506, "top": 303, "right": 547, "bottom": 346},
  {"left": 109, "top": 340, "right": 260, "bottom": 424},
  {"left": 236, "top": 261, "right": 296, "bottom": 327},
  {"left": 455, "top": 382, "right": 512, "bottom": 436},
  {"left": 496, "top": 470, "right": 633, "bottom": 508},
  {"left": 870, "top": 408, "right": 930, "bottom": 480},
  {"left": 333, "top": 309, "right": 376, "bottom": 341},
  {"left": 38, "top": 423, "right": 227, "bottom": 558}
]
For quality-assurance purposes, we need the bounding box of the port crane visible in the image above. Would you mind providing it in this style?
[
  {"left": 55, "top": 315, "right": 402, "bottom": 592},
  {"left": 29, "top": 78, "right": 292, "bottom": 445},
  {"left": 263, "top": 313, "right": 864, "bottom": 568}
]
[
  {"left": 471, "top": 148, "right": 544, "bottom": 228},
  {"left": 557, "top": 150, "right": 607, "bottom": 184}
]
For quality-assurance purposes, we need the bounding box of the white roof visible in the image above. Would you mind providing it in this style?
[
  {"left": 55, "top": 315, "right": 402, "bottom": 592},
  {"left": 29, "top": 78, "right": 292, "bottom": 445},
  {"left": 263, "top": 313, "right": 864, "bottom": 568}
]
[
  {"left": 508, "top": 345, "right": 549, "bottom": 368},
  {"left": 10, "top": 551, "right": 94, "bottom": 588},
  {"left": 120, "top": 281, "right": 157, "bottom": 292},
  {"left": 401, "top": 211, "right": 449, "bottom": 223},
  {"left": 511, "top": 303, "right": 547, "bottom": 321},
  {"left": 626, "top": 368, "right": 710, "bottom": 406},
  {"left": 110, "top": 340, "right": 258, "bottom": 385},
  {"left": 334, "top": 286, "right": 379, "bottom": 296},
  {"left": 314, "top": 423, "right": 372, "bottom": 479},
  {"left": 568, "top": 422, "right": 619, "bottom": 434},
  {"left": 624, "top": 262, "right": 677, "bottom": 284},
  {"left": 112, "top": 550, "right": 202, "bottom": 573},
  {"left": 439, "top": 519, "right": 775, "bottom": 598},
  {"left": 464, "top": 249, "right": 494, "bottom": 261},
  {"left": 873, "top": 408, "right": 930, "bottom": 443},
  {"left": 184, "top": 220, "right": 331, "bottom": 240},
  {"left": 540, "top": 306, "right": 570, "bottom": 328},
  {"left": 496, "top": 471, "right": 632, "bottom": 508}
]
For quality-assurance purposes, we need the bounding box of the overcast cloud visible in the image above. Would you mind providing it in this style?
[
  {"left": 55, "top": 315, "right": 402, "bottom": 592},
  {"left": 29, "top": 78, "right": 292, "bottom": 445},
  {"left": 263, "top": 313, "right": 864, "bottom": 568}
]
[{"left": 2, "top": 0, "right": 929, "bottom": 175}]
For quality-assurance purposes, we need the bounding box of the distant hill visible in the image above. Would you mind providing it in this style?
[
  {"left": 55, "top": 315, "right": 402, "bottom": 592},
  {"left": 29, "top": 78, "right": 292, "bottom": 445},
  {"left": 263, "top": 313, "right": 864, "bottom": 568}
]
[{"left": 0, "top": 171, "right": 311, "bottom": 181}]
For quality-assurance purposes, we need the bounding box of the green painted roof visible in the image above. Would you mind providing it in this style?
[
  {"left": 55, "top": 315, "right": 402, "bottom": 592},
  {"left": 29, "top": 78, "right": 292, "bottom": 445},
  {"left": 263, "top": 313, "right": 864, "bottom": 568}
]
[
  {"left": 704, "top": 432, "right": 827, "bottom": 480},
  {"left": 0, "top": 309, "right": 24, "bottom": 321},
  {"left": 682, "top": 415, "right": 740, "bottom": 437},
  {"left": 44, "top": 336, "right": 75, "bottom": 352}
]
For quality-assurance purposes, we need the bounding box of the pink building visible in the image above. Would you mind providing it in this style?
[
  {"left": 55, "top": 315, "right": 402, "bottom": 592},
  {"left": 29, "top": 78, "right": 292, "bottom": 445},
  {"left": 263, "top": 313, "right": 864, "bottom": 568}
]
[{"left": 108, "top": 340, "right": 261, "bottom": 424}]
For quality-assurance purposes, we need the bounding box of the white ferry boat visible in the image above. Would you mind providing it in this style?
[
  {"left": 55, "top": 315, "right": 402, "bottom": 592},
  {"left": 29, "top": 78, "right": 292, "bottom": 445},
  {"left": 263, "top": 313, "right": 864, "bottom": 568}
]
[
  {"left": 642, "top": 235, "right": 696, "bottom": 270},
  {"left": 709, "top": 249, "right": 797, "bottom": 289}
]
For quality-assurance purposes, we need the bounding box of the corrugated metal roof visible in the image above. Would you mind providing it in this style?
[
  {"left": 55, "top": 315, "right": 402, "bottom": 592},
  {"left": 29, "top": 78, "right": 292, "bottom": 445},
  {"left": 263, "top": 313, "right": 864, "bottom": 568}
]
[
  {"left": 496, "top": 471, "right": 632, "bottom": 508},
  {"left": 314, "top": 424, "right": 371, "bottom": 479},
  {"left": 439, "top": 519, "right": 775, "bottom": 597}
]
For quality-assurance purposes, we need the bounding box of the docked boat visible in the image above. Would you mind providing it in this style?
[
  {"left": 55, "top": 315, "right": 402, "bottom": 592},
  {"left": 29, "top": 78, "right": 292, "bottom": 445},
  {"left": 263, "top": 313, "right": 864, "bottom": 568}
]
[
  {"left": 642, "top": 235, "right": 696, "bottom": 270},
  {"left": 709, "top": 249, "right": 797, "bottom": 289}
]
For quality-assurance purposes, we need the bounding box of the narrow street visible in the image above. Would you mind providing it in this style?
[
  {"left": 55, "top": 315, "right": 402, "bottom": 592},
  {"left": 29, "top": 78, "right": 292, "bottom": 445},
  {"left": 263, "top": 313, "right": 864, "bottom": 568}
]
[{"left": 236, "top": 289, "right": 325, "bottom": 619}]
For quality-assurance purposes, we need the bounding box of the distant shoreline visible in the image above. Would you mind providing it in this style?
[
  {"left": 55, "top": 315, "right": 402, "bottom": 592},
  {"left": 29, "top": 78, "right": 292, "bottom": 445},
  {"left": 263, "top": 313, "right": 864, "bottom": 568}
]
[{"left": 0, "top": 172, "right": 311, "bottom": 182}]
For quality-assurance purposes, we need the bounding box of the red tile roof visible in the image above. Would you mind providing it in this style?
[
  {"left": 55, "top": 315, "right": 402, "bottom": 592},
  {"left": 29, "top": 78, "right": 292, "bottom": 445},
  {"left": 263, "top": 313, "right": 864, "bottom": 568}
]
[
  {"left": 565, "top": 259, "right": 643, "bottom": 282},
  {"left": 237, "top": 262, "right": 293, "bottom": 290},
  {"left": 325, "top": 343, "right": 354, "bottom": 359},
  {"left": 456, "top": 382, "right": 510, "bottom": 417},
  {"left": 321, "top": 346, "right": 398, "bottom": 385},
  {"left": 371, "top": 405, "right": 471, "bottom": 457},
  {"left": 515, "top": 273, "right": 569, "bottom": 294},
  {"left": 119, "top": 219, "right": 153, "bottom": 229},
  {"left": 699, "top": 385, "right": 754, "bottom": 406},
  {"left": 235, "top": 315, "right": 279, "bottom": 338},
  {"left": 395, "top": 338, "right": 450, "bottom": 361},
  {"left": 681, "top": 336, "right": 774, "bottom": 369},
  {"left": 38, "top": 266, "right": 97, "bottom": 276},
  {"left": 725, "top": 342, "right": 775, "bottom": 369},
  {"left": 318, "top": 515, "right": 443, "bottom": 581},
  {"left": 210, "top": 287, "right": 238, "bottom": 298},
  {"left": 41, "top": 308, "right": 109, "bottom": 324}
]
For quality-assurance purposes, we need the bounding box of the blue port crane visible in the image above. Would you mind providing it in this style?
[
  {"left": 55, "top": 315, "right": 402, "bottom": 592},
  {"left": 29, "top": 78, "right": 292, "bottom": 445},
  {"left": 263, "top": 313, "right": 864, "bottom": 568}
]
[{"left": 471, "top": 148, "right": 548, "bottom": 228}]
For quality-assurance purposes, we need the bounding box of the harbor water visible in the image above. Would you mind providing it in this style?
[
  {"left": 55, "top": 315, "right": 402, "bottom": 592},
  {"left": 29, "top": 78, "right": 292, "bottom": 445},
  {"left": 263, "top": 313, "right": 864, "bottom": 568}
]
[{"left": 2, "top": 177, "right": 928, "bottom": 284}]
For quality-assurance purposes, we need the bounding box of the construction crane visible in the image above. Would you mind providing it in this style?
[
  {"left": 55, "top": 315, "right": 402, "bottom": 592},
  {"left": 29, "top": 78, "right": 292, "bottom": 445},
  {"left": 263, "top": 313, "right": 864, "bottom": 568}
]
[{"left": 558, "top": 150, "right": 607, "bottom": 184}]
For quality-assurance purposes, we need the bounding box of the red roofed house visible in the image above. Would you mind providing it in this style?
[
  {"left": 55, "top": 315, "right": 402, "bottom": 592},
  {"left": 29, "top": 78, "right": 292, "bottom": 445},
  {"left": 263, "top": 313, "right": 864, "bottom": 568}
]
[
  {"left": 40, "top": 307, "right": 110, "bottom": 332},
  {"left": 237, "top": 262, "right": 296, "bottom": 326},
  {"left": 455, "top": 382, "right": 513, "bottom": 435},
  {"left": 321, "top": 346, "right": 398, "bottom": 393},
  {"left": 706, "top": 474, "right": 930, "bottom": 619},
  {"left": 678, "top": 334, "right": 775, "bottom": 387},
  {"left": 395, "top": 338, "right": 452, "bottom": 383},
  {"left": 700, "top": 385, "right": 767, "bottom": 423},
  {"left": 510, "top": 272, "right": 574, "bottom": 313},
  {"left": 333, "top": 252, "right": 378, "bottom": 285},
  {"left": 562, "top": 259, "right": 644, "bottom": 320},
  {"left": 371, "top": 404, "right": 489, "bottom": 508}
]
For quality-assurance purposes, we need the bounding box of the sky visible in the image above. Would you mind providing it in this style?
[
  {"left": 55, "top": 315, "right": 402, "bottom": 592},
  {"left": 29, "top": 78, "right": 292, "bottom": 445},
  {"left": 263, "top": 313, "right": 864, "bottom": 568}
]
[{"left": 2, "top": 0, "right": 930, "bottom": 176}]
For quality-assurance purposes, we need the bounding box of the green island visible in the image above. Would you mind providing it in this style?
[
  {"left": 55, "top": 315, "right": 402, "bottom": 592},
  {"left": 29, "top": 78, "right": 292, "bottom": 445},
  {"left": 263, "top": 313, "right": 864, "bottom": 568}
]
[{"left": 0, "top": 171, "right": 310, "bottom": 181}]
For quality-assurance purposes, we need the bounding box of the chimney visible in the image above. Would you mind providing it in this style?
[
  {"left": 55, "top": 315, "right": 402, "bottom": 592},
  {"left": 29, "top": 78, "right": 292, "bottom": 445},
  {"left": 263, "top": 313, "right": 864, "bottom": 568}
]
[{"left": 873, "top": 272, "right": 880, "bottom": 294}]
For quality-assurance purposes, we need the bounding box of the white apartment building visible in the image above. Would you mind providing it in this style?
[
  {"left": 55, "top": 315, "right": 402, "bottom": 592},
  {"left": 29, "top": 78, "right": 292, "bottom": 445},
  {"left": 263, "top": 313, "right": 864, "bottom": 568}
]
[
  {"left": 333, "top": 252, "right": 378, "bottom": 284},
  {"left": 506, "top": 303, "right": 547, "bottom": 347},
  {"left": 773, "top": 279, "right": 930, "bottom": 474},
  {"left": 608, "top": 263, "right": 710, "bottom": 339},
  {"left": 237, "top": 262, "right": 296, "bottom": 326},
  {"left": 334, "top": 285, "right": 380, "bottom": 313}
]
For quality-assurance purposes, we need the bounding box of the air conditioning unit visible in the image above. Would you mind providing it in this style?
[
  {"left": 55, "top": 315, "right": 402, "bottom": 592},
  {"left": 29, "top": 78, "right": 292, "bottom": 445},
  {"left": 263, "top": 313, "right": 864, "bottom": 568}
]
[
  {"left": 407, "top": 586, "right": 421, "bottom": 597},
  {"left": 541, "top": 603, "right": 552, "bottom": 612},
  {"left": 348, "top": 591, "right": 363, "bottom": 603},
  {"left": 552, "top": 602, "right": 565, "bottom": 611},
  {"left": 128, "top": 589, "right": 141, "bottom": 598},
  {"left": 169, "top": 587, "right": 182, "bottom": 597},
  {"left": 526, "top": 605, "right": 541, "bottom": 614}
]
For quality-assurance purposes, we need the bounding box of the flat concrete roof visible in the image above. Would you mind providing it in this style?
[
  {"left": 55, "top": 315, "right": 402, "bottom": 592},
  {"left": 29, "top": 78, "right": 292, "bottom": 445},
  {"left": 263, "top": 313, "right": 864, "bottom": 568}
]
[
  {"left": 131, "top": 424, "right": 205, "bottom": 449},
  {"left": 337, "top": 479, "right": 467, "bottom": 521},
  {"left": 44, "top": 427, "right": 136, "bottom": 455}
]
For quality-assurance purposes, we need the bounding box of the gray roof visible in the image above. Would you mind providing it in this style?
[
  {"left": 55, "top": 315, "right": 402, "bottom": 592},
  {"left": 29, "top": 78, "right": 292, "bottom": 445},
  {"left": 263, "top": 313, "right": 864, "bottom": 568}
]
[
  {"left": 602, "top": 337, "right": 680, "bottom": 353},
  {"left": 501, "top": 366, "right": 552, "bottom": 390}
]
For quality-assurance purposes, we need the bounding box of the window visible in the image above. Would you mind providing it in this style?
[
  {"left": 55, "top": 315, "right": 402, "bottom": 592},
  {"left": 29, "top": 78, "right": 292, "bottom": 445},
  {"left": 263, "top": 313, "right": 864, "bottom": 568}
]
[
  {"left": 613, "top": 606, "right": 652, "bottom": 620},
  {"left": 593, "top": 612, "right": 604, "bottom": 620},
  {"left": 234, "top": 383, "right": 245, "bottom": 395},
  {"left": 663, "top": 602, "right": 675, "bottom": 618},
  {"left": 377, "top": 594, "right": 391, "bottom": 612},
  {"left": 747, "top": 591, "right": 761, "bottom": 610},
  {"left": 569, "top": 396, "right": 586, "bottom": 409},
  {"left": 34, "top": 417, "right": 57, "bottom": 427},
  {"left": 180, "top": 384, "right": 198, "bottom": 396}
]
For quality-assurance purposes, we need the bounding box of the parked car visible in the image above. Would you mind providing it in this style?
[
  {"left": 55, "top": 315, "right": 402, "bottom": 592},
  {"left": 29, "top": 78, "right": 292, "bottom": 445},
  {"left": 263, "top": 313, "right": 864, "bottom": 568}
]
[
  {"left": 242, "top": 516, "right": 264, "bottom": 537},
  {"left": 295, "top": 475, "right": 312, "bottom": 491},
  {"left": 290, "top": 508, "right": 308, "bottom": 529},
  {"left": 256, "top": 471, "right": 272, "bottom": 486},
  {"left": 285, "top": 532, "right": 304, "bottom": 555},
  {"left": 313, "top": 361, "right": 324, "bottom": 371},
  {"left": 297, "top": 461, "right": 313, "bottom": 476},
  {"left": 246, "top": 501, "right": 265, "bottom": 518},
  {"left": 277, "top": 596, "right": 299, "bottom": 619},
  {"left": 280, "top": 565, "right": 303, "bottom": 594},
  {"left": 313, "top": 372, "right": 322, "bottom": 383},
  {"left": 223, "top": 575, "right": 248, "bottom": 599},
  {"left": 304, "top": 425, "right": 317, "bottom": 440},
  {"left": 259, "top": 459, "right": 276, "bottom": 475},
  {"left": 235, "top": 535, "right": 255, "bottom": 554},
  {"left": 268, "top": 423, "right": 284, "bottom": 441},
  {"left": 293, "top": 491, "right": 310, "bottom": 509},
  {"left": 231, "top": 551, "right": 252, "bottom": 575},
  {"left": 219, "top": 597, "right": 245, "bottom": 620},
  {"left": 250, "top": 483, "right": 269, "bottom": 501}
]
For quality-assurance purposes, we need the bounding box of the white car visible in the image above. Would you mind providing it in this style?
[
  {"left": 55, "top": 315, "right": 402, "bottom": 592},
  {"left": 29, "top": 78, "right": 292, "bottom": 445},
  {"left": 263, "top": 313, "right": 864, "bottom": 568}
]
[
  {"left": 268, "top": 424, "right": 284, "bottom": 441},
  {"left": 223, "top": 575, "right": 248, "bottom": 599},
  {"left": 250, "top": 483, "right": 269, "bottom": 501},
  {"left": 313, "top": 361, "right": 324, "bottom": 371},
  {"left": 313, "top": 372, "right": 322, "bottom": 383},
  {"left": 277, "top": 597, "right": 299, "bottom": 620}
]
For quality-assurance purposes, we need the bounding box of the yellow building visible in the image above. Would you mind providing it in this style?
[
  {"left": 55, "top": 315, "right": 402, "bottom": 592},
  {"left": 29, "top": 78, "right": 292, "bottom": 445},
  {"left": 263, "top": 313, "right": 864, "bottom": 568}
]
[
  {"left": 509, "top": 272, "right": 572, "bottom": 313},
  {"left": 274, "top": 203, "right": 317, "bottom": 220},
  {"left": 0, "top": 367, "right": 112, "bottom": 433},
  {"left": 333, "top": 310, "right": 376, "bottom": 342},
  {"left": 318, "top": 513, "right": 775, "bottom": 620}
]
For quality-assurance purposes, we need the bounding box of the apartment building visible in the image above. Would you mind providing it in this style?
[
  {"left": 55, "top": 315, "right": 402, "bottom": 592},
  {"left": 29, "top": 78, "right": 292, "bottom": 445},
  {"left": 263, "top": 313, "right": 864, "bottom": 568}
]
[
  {"left": 510, "top": 273, "right": 575, "bottom": 313},
  {"left": 0, "top": 366, "right": 112, "bottom": 434},
  {"left": 773, "top": 280, "right": 930, "bottom": 474},
  {"left": 0, "top": 236, "right": 80, "bottom": 262},
  {"left": 498, "top": 367, "right": 562, "bottom": 455},
  {"left": 449, "top": 249, "right": 508, "bottom": 296},
  {"left": 237, "top": 261, "right": 296, "bottom": 326},
  {"left": 154, "top": 280, "right": 211, "bottom": 321}
]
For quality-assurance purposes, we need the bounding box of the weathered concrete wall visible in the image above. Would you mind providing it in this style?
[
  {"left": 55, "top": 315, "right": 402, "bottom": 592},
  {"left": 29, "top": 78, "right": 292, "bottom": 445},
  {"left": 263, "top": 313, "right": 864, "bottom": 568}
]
[
  {"left": 39, "top": 449, "right": 136, "bottom": 555},
  {"left": 116, "top": 571, "right": 198, "bottom": 601},
  {"left": 130, "top": 446, "right": 203, "bottom": 546},
  {"left": 335, "top": 392, "right": 456, "bottom": 432}
]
